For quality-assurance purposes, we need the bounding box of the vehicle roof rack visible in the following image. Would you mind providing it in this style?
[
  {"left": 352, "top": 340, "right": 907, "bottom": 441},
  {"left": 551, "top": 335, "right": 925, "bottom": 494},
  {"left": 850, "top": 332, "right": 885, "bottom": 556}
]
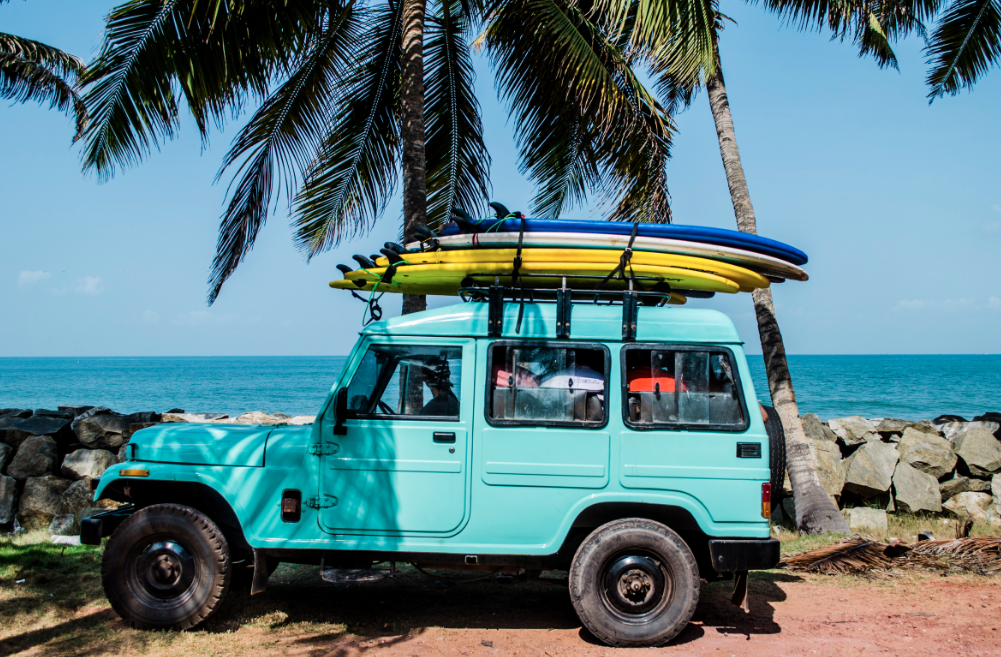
[{"left": 457, "top": 273, "right": 676, "bottom": 341}]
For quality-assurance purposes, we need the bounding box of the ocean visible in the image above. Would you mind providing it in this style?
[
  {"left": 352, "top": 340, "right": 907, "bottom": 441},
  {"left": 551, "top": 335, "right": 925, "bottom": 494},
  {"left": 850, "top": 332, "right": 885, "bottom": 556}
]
[{"left": 0, "top": 355, "right": 998, "bottom": 421}]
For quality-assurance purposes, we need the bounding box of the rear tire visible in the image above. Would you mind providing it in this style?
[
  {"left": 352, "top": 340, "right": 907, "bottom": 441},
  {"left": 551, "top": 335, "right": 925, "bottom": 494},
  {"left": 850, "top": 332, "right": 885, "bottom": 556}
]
[
  {"left": 102, "top": 503, "right": 231, "bottom": 630},
  {"left": 569, "top": 518, "right": 700, "bottom": 647}
]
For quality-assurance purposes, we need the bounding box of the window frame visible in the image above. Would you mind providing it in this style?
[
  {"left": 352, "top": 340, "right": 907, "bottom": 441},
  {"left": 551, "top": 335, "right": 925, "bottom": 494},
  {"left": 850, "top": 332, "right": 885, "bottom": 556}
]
[
  {"left": 619, "top": 343, "right": 750, "bottom": 433},
  {"left": 343, "top": 343, "right": 464, "bottom": 423},
  {"left": 484, "top": 340, "right": 611, "bottom": 429}
]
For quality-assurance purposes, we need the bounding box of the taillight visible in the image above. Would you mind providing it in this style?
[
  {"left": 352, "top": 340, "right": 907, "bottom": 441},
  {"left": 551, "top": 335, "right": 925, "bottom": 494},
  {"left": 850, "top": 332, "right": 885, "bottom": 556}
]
[{"left": 761, "top": 483, "right": 772, "bottom": 519}]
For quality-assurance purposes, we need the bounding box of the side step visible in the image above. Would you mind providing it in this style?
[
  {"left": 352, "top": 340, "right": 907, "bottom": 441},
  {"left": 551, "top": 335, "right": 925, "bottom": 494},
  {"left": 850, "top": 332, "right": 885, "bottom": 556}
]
[{"left": 320, "top": 568, "right": 391, "bottom": 584}]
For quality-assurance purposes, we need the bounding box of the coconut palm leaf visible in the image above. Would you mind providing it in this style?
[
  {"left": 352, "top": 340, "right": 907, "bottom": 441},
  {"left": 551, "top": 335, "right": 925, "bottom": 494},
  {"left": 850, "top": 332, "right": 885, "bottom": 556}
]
[
  {"left": 0, "top": 53, "right": 87, "bottom": 137},
  {"left": 78, "top": 0, "right": 323, "bottom": 180},
  {"left": 926, "top": 0, "right": 1001, "bottom": 98},
  {"left": 484, "top": 0, "right": 673, "bottom": 220},
  {"left": 424, "top": 0, "right": 491, "bottom": 229},
  {"left": 207, "top": 3, "right": 362, "bottom": 304},
  {"left": 293, "top": 1, "right": 405, "bottom": 257}
]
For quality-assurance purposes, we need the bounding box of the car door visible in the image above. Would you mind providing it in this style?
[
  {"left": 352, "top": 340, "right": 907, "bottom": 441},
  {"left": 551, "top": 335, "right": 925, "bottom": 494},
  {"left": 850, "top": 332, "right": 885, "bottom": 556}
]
[
  {"left": 319, "top": 338, "right": 473, "bottom": 535},
  {"left": 618, "top": 344, "right": 768, "bottom": 522}
]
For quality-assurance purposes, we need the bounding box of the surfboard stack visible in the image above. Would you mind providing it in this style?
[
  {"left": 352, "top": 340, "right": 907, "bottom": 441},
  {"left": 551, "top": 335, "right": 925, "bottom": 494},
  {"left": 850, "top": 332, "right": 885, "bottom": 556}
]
[{"left": 330, "top": 206, "right": 808, "bottom": 306}]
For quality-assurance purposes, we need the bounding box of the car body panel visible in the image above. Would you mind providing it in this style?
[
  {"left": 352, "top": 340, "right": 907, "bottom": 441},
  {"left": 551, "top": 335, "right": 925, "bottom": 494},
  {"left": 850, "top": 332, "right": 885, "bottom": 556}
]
[{"left": 94, "top": 302, "right": 772, "bottom": 555}]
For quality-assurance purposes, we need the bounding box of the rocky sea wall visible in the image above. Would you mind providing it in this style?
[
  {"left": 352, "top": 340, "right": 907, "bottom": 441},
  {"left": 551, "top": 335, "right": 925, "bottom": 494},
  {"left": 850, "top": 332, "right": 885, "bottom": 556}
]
[
  {"left": 2, "top": 405, "right": 1000, "bottom": 539},
  {"left": 776, "top": 413, "right": 1001, "bottom": 532}
]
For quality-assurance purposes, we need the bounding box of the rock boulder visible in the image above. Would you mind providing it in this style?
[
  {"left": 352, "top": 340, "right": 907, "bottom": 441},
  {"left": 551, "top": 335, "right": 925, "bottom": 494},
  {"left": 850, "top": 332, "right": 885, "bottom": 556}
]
[
  {"left": 875, "top": 418, "right": 939, "bottom": 436},
  {"left": 829, "top": 416, "right": 877, "bottom": 446},
  {"left": 940, "top": 475, "right": 971, "bottom": 500},
  {"left": 808, "top": 439, "right": 846, "bottom": 501},
  {"left": 849, "top": 507, "right": 887, "bottom": 533},
  {"left": 896, "top": 428, "right": 957, "bottom": 479},
  {"left": 802, "top": 414, "right": 837, "bottom": 442},
  {"left": 288, "top": 415, "right": 316, "bottom": 426},
  {"left": 892, "top": 462, "right": 942, "bottom": 513},
  {"left": 843, "top": 440, "right": 900, "bottom": 497},
  {"left": 74, "top": 413, "right": 132, "bottom": 449},
  {"left": 2, "top": 416, "right": 71, "bottom": 450},
  {"left": 61, "top": 479, "right": 95, "bottom": 517},
  {"left": 33, "top": 409, "right": 73, "bottom": 419},
  {"left": 993, "top": 474, "right": 1001, "bottom": 515},
  {"left": 936, "top": 421, "right": 1001, "bottom": 443},
  {"left": 60, "top": 449, "right": 116, "bottom": 480},
  {"left": 942, "top": 491, "right": 996, "bottom": 523},
  {"left": 0, "top": 409, "right": 32, "bottom": 418},
  {"left": 0, "top": 443, "right": 13, "bottom": 473},
  {"left": 18, "top": 475, "right": 72, "bottom": 530},
  {"left": 953, "top": 428, "right": 1001, "bottom": 477},
  {"left": 0, "top": 474, "right": 17, "bottom": 524},
  {"left": 49, "top": 514, "right": 78, "bottom": 536},
  {"left": 58, "top": 405, "right": 94, "bottom": 417},
  {"left": 161, "top": 412, "right": 228, "bottom": 423},
  {"left": 6, "top": 435, "right": 58, "bottom": 480}
]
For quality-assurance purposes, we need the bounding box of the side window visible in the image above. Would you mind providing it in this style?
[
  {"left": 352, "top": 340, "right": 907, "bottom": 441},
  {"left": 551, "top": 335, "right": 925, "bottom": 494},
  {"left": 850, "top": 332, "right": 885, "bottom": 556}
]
[
  {"left": 623, "top": 347, "right": 746, "bottom": 430},
  {"left": 345, "top": 345, "right": 462, "bottom": 419},
  {"left": 488, "top": 343, "right": 608, "bottom": 426}
]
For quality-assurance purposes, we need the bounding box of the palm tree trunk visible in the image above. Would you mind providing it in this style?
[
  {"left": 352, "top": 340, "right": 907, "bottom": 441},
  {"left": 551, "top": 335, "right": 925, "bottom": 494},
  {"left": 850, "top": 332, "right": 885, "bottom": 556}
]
[
  {"left": 400, "top": 0, "right": 428, "bottom": 315},
  {"left": 705, "top": 56, "right": 848, "bottom": 535}
]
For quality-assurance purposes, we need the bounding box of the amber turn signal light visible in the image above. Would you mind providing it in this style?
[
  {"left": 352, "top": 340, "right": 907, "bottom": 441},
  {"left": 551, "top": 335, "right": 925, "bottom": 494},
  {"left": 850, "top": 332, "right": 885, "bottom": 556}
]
[
  {"left": 761, "top": 483, "right": 772, "bottom": 519},
  {"left": 119, "top": 469, "right": 149, "bottom": 477}
]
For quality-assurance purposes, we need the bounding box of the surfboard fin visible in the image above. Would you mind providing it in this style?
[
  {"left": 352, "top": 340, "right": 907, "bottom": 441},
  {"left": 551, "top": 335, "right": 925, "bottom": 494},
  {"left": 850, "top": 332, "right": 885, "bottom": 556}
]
[
  {"left": 379, "top": 248, "right": 404, "bottom": 264},
  {"left": 414, "top": 226, "right": 438, "bottom": 241},
  {"left": 352, "top": 254, "right": 377, "bottom": 269},
  {"left": 489, "top": 201, "right": 511, "bottom": 218},
  {"left": 336, "top": 264, "right": 353, "bottom": 277},
  {"left": 383, "top": 242, "right": 406, "bottom": 255}
]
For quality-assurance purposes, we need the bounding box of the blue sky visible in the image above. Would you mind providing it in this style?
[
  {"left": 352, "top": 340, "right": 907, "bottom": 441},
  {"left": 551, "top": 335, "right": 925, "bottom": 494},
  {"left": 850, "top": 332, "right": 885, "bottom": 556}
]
[{"left": 2, "top": 0, "right": 999, "bottom": 357}]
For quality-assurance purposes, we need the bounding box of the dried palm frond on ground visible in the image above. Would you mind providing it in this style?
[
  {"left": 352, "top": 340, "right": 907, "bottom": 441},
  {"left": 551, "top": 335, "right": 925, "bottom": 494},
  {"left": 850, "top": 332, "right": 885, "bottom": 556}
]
[{"left": 780, "top": 537, "right": 1001, "bottom": 576}]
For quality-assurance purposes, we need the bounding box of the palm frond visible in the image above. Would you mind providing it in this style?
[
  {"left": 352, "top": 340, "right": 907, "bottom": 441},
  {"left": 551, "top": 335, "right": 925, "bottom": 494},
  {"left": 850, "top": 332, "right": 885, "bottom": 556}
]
[
  {"left": 926, "top": 0, "right": 1001, "bottom": 98},
  {"left": 292, "top": 1, "right": 404, "bottom": 257},
  {"left": 484, "top": 0, "right": 673, "bottom": 220},
  {"left": 77, "top": 0, "right": 324, "bottom": 180},
  {"left": 207, "top": 3, "right": 363, "bottom": 305},
  {"left": 0, "top": 33, "right": 85, "bottom": 79},
  {"left": 424, "top": 0, "right": 491, "bottom": 229},
  {"left": 0, "top": 35, "right": 88, "bottom": 136}
]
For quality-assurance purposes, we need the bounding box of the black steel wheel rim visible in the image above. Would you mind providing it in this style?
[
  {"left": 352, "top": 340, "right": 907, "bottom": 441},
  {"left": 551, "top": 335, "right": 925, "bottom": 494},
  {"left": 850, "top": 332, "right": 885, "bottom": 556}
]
[
  {"left": 600, "top": 552, "right": 673, "bottom": 622},
  {"left": 127, "top": 538, "right": 199, "bottom": 608}
]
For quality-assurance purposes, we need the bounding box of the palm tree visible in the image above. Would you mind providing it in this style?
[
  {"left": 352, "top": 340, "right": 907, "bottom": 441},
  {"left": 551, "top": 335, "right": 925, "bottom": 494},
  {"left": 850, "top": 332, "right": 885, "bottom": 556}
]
[
  {"left": 608, "top": 0, "right": 930, "bottom": 534},
  {"left": 76, "top": 0, "right": 674, "bottom": 312},
  {"left": 0, "top": 3, "right": 87, "bottom": 136}
]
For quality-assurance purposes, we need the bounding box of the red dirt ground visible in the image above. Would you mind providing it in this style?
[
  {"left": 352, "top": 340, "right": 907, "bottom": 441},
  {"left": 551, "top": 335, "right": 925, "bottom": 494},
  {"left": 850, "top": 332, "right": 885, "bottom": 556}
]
[{"left": 275, "top": 574, "right": 1001, "bottom": 657}]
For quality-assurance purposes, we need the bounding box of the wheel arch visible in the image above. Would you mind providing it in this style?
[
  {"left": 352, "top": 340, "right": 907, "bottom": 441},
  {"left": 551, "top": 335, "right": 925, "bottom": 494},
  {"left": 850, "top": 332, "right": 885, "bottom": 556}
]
[
  {"left": 555, "top": 502, "right": 716, "bottom": 578},
  {"left": 99, "top": 479, "right": 251, "bottom": 553}
]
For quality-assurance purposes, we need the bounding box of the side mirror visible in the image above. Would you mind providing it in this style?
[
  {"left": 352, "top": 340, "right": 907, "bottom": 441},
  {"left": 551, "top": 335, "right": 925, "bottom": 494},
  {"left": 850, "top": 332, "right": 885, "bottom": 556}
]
[{"left": 333, "top": 388, "right": 348, "bottom": 436}]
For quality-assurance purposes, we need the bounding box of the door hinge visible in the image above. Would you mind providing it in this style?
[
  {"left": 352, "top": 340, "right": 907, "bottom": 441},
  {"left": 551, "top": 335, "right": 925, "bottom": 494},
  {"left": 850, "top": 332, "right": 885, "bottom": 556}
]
[
  {"left": 308, "top": 443, "right": 339, "bottom": 456},
  {"left": 305, "top": 495, "right": 338, "bottom": 509}
]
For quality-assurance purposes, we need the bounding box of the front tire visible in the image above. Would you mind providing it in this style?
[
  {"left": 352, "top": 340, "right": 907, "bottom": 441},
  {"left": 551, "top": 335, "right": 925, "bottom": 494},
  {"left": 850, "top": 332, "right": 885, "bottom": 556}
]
[
  {"left": 102, "top": 503, "right": 231, "bottom": 630},
  {"left": 569, "top": 518, "right": 700, "bottom": 647}
]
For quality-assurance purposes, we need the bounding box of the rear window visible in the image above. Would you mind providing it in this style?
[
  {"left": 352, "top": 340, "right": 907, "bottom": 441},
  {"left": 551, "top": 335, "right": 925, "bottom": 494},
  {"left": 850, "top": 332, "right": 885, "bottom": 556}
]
[
  {"left": 622, "top": 346, "right": 747, "bottom": 431},
  {"left": 486, "top": 342, "right": 609, "bottom": 427}
]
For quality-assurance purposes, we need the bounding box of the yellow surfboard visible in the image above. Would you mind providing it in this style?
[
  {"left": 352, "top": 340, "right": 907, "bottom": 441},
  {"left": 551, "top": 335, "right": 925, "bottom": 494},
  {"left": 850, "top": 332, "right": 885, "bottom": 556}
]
[
  {"left": 343, "top": 260, "right": 741, "bottom": 294},
  {"left": 329, "top": 278, "right": 690, "bottom": 304},
  {"left": 373, "top": 248, "right": 769, "bottom": 292}
]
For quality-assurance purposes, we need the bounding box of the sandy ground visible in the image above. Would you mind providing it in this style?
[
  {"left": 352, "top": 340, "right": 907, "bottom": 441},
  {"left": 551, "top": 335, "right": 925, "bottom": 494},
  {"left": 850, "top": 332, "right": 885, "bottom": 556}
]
[
  {"left": 2, "top": 560, "right": 1000, "bottom": 656},
  {"left": 256, "top": 573, "right": 1001, "bottom": 657}
]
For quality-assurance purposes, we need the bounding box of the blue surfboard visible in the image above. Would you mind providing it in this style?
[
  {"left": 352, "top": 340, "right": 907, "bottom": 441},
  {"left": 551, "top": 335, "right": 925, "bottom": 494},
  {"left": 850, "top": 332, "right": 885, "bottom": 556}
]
[{"left": 439, "top": 218, "right": 808, "bottom": 266}]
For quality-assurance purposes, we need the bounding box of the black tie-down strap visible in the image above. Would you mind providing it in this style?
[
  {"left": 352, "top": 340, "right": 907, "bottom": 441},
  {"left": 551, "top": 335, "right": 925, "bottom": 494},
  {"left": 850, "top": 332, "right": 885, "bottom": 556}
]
[
  {"left": 351, "top": 264, "right": 398, "bottom": 326},
  {"left": 594, "top": 222, "right": 640, "bottom": 292},
  {"left": 512, "top": 217, "right": 527, "bottom": 334}
]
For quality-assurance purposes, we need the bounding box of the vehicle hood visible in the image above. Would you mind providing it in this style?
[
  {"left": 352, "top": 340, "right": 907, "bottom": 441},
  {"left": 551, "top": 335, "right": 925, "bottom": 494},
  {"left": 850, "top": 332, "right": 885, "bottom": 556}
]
[{"left": 129, "top": 423, "right": 272, "bottom": 467}]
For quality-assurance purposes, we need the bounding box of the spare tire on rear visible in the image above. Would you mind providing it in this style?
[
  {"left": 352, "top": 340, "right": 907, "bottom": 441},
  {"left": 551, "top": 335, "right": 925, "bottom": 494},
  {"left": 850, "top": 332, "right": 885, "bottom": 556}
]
[{"left": 761, "top": 405, "right": 785, "bottom": 505}]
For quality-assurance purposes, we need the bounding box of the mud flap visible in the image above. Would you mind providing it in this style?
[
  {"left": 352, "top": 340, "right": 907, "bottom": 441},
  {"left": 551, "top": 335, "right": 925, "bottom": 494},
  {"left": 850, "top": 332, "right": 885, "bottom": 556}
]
[
  {"left": 251, "top": 549, "right": 269, "bottom": 595},
  {"left": 730, "top": 570, "right": 749, "bottom": 612}
]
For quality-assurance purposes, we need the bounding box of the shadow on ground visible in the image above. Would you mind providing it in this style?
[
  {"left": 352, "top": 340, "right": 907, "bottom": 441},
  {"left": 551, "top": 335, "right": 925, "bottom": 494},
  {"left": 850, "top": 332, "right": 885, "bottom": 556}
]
[{"left": 0, "top": 545, "right": 803, "bottom": 656}]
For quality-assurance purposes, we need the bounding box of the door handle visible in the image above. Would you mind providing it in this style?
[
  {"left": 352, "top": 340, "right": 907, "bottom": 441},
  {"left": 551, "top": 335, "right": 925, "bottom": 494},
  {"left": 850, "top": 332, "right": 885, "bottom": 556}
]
[{"left": 433, "top": 432, "right": 456, "bottom": 443}]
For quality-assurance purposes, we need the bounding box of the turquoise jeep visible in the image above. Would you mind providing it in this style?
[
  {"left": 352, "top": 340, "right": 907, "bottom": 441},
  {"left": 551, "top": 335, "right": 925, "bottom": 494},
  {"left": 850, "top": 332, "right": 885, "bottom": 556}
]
[{"left": 84, "top": 301, "right": 782, "bottom": 646}]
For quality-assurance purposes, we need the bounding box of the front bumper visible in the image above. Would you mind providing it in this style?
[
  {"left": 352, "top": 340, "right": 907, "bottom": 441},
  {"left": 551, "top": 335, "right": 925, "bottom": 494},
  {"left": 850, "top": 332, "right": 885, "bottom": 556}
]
[
  {"left": 80, "top": 504, "right": 135, "bottom": 545},
  {"left": 708, "top": 538, "right": 780, "bottom": 572}
]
